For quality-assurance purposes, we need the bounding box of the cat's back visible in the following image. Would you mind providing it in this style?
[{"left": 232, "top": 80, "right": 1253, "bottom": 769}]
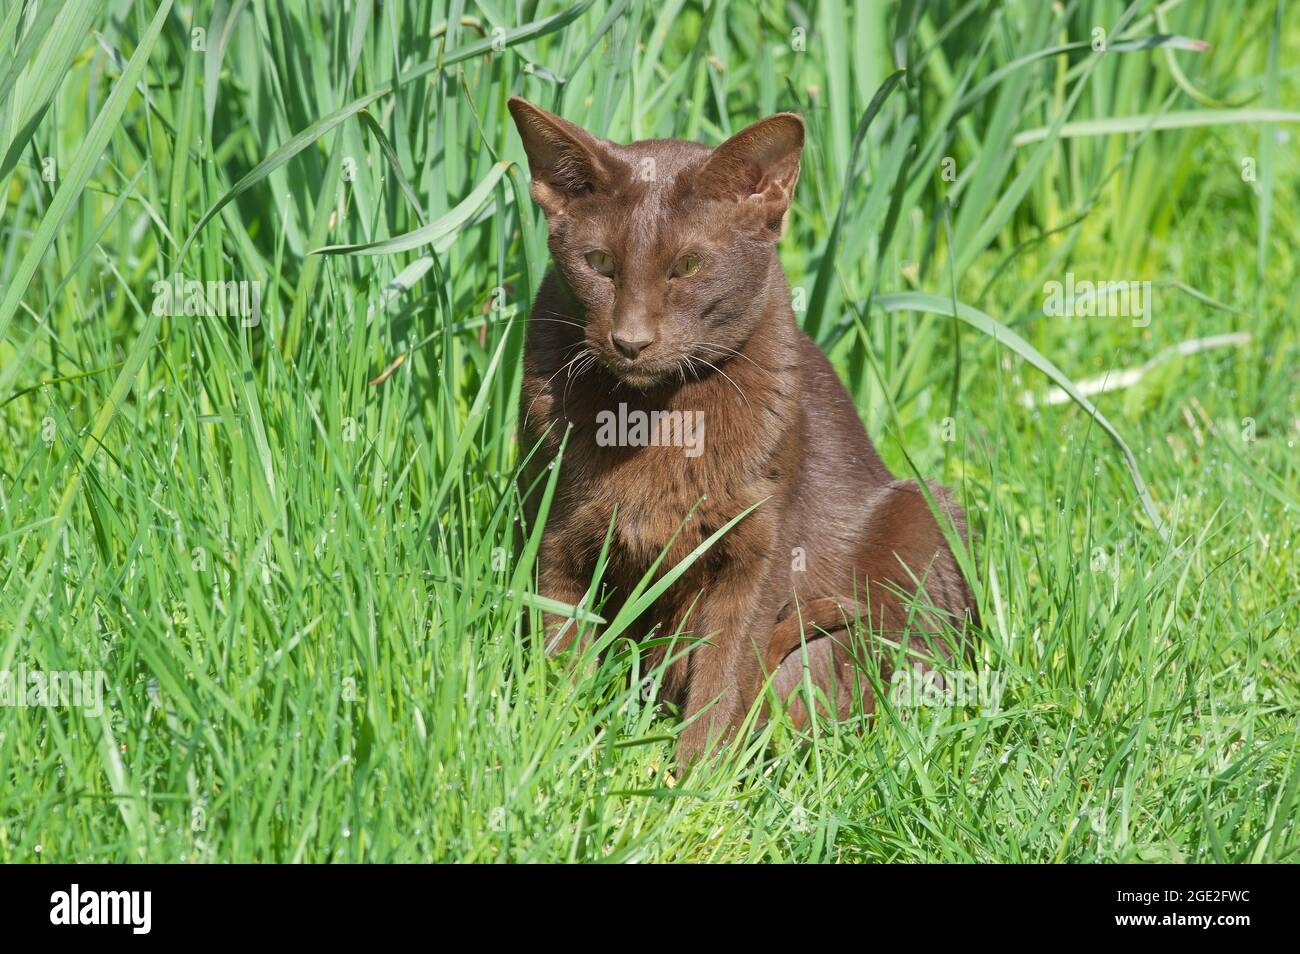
[
  {"left": 795, "top": 332, "right": 890, "bottom": 482},
  {"left": 784, "top": 332, "right": 894, "bottom": 566}
]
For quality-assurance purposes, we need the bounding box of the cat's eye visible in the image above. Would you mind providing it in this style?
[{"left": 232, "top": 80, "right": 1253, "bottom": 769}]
[
  {"left": 671, "top": 254, "right": 702, "bottom": 279},
  {"left": 586, "top": 250, "right": 615, "bottom": 277}
]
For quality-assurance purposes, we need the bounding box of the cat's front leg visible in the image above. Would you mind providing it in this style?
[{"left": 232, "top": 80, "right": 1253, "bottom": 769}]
[
  {"left": 675, "top": 523, "right": 780, "bottom": 766},
  {"left": 532, "top": 532, "right": 593, "bottom": 655}
]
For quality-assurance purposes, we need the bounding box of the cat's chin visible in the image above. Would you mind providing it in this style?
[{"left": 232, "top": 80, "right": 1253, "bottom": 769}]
[
  {"left": 613, "top": 368, "right": 671, "bottom": 391},
  {"left": 604, "top": 359, "right": 676, "bottom": 391}
]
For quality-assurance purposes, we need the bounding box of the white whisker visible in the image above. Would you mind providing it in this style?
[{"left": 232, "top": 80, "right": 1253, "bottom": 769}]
[
  {"left": 688, "top": 355, "right": 750, "bottom": 410},
  {"left": 524, "top": 349, "right": 591, "bottom": 434}
]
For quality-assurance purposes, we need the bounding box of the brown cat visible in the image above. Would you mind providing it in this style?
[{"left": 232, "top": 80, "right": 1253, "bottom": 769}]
[{"left": 508, "top": 97, "right": 976, "bottom": 765}]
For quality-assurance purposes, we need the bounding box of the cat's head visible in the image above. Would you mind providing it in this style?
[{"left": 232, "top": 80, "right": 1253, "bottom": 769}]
[{"left": 508, "top": 97, "right": 803, "bottom": 389}]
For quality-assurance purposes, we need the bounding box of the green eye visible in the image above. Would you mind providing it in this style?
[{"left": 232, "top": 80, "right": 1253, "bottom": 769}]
[
  {"left": 671, "top": 254, "right": 701, "bottom": 278},
  {"left": 586, "top": 250, "right": 615, "bottom": 277}
]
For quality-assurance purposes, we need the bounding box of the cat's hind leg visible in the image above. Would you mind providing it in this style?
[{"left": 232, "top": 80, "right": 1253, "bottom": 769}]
[
  {"left": 756, "top": 479, "right": 976, "bottom": 729},
  {"left": 761, "top": 598, "right": 871, "bottom": 728}
]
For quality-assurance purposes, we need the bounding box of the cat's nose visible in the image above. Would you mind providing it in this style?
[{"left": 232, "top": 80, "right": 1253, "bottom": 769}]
[{"left": 611, "top": 332, "right": 655, "bottom": 360}]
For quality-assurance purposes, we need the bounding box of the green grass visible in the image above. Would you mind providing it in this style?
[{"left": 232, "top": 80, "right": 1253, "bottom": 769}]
[{"left": 1, "top": 0, "right": 1297, "bottom": 862}]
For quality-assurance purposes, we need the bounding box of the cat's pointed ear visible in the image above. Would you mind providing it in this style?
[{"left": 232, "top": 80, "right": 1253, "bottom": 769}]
[
  {"left": 508, "top": 97, "right": 619, "bottom": 216},
  {"left": 698, "top": 113, "right": 804, "bottom": 235}
]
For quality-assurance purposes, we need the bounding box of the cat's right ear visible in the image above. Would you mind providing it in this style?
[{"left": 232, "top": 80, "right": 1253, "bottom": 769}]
[{"left": 508, "top": 97, "right": 617, "bottom": 216}]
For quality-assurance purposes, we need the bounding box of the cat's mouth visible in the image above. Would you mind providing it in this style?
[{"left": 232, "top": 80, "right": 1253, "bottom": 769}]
[{"left": 605, "top": 355, "right": 676, "bottom": 390}]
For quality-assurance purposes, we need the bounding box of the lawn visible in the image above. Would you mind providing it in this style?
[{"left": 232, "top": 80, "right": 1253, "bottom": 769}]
[{"left": 0, "top": 0, "right": 1296, "bottom": 862}]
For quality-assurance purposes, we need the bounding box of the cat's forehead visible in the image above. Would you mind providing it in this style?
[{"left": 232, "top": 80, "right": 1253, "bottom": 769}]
[
  {"left": 606, "top": 138, "right": 712, "bottom": 187},
  {"left": 585, "top": 139, "right": 717, "bottom": 247}
]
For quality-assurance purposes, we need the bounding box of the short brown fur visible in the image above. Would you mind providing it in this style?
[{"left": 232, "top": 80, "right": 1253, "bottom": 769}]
[{"left": 509, "top": 97, "right": 976, "bottom": 764}]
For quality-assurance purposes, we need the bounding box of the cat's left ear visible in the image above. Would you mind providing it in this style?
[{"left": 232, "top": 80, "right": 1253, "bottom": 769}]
[{"left": 698, "top": 113, "right": 804, "bottom": 236}]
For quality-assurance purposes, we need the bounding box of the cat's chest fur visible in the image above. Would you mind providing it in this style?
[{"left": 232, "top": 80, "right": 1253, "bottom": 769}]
[{"left": 521, "top": 335, "right": 797, "bottom": 575}]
